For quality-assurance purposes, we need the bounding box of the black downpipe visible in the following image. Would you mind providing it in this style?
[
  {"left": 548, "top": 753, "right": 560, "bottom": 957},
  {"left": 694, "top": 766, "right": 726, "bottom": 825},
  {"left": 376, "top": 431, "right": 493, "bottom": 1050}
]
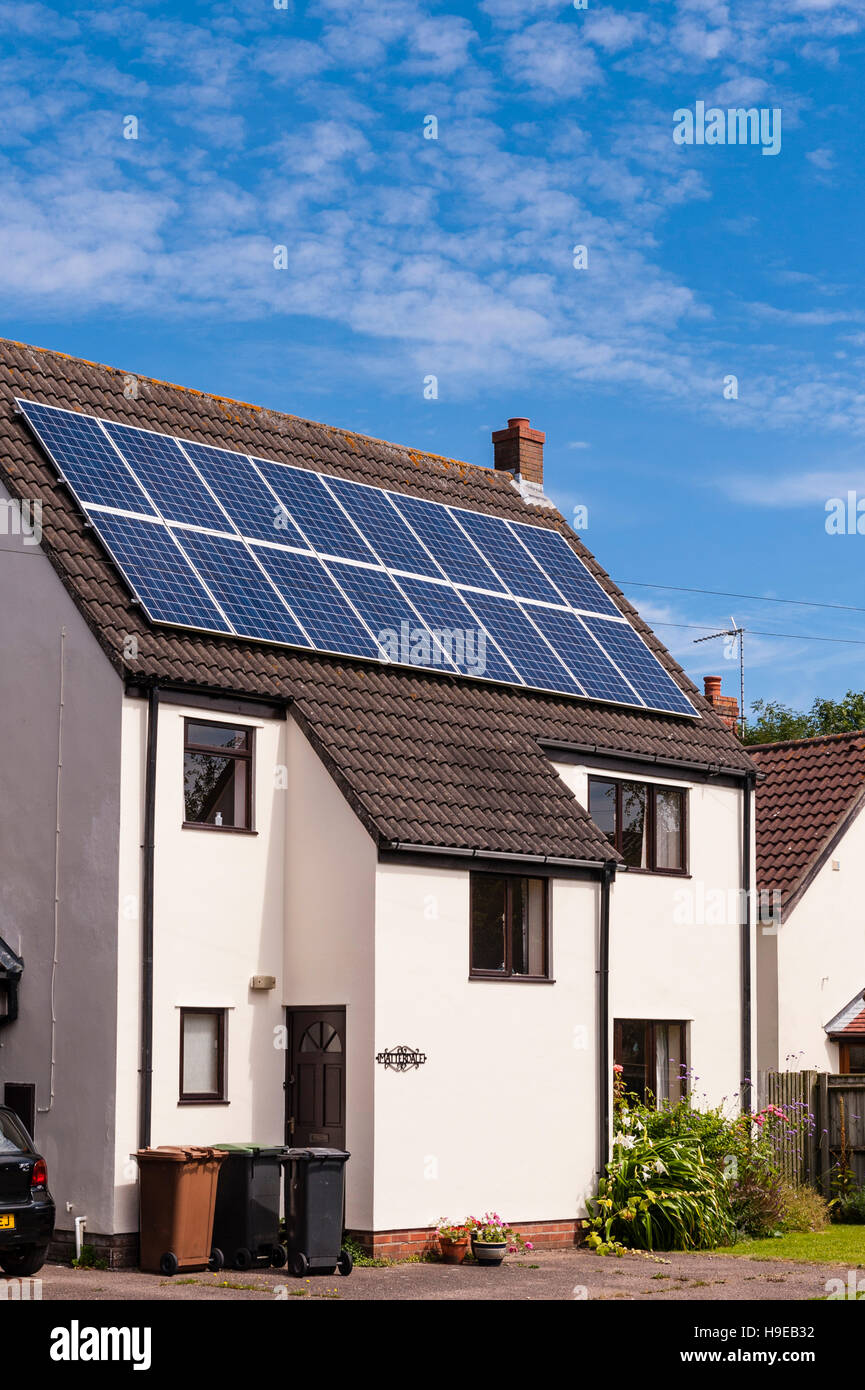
[
  {"left": 741, "top": 771, "right": 756, "bottom": 1114},
  {"left": 139, "top": 683, "right": 159, "bottom": 1150},
  {"left": 597, "top": 859, "right": 615, "bottom": 1181}
]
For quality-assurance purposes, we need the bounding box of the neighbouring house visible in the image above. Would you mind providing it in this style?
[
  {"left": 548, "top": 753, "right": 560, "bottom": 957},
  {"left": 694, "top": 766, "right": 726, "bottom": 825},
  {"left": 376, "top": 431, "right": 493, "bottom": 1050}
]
[
  {"left": 0, "top": 339, "right": 757, "bottom": 1265},
  {"left": 752, "top": 731, "right": 865, "bottom": 1077}
]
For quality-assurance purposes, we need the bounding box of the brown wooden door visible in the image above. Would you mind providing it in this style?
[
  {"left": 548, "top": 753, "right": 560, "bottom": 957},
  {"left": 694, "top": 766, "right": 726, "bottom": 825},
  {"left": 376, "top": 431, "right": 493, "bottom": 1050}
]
[{"left": 286, "top": 1007, "right": 346, "bottom": 1149}]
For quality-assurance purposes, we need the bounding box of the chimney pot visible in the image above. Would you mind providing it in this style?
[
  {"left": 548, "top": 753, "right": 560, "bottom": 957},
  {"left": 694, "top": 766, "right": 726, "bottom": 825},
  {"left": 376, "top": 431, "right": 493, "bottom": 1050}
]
[{"left": 492, "top": 416, "right": 545, "bottom": 485}]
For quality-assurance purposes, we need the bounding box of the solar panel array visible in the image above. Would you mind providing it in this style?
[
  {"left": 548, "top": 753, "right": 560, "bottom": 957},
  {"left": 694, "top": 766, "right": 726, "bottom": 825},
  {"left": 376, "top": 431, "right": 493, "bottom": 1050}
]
[{"left": 17, "top": 399, "right": 696, "bottom": 716}]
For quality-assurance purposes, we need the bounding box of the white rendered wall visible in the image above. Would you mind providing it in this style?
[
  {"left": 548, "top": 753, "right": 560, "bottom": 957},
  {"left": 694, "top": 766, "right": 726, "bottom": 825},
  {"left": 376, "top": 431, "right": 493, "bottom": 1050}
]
[
  {"left": 774, "top": 807, "right": 865, "bottom": 1072},
  {"left": 283, "top": 718, "right": 377, "bottom": 1231},
  {"left": 372, "top": 863, "right": 598, "bottom": 1230},
  {"left": 114, "top": 698, "right": 290, "bottom": 1232}
]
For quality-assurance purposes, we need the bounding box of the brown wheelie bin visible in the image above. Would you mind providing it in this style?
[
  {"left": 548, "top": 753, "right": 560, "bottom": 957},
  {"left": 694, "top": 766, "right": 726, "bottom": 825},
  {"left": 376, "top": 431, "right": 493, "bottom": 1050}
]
[{"left": 135, "top": 1146, "right": 227, "bottom": 1275}]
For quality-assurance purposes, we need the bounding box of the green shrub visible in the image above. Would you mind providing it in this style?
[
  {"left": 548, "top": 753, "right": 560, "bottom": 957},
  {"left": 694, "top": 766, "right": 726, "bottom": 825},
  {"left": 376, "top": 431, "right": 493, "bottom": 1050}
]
[
  {"left": 832, "top": 1187, "right": 865, "bottom": 1224},
  {"left": 587, "top": 1129, "right": 736, "bottom": 1252},
  {"left": 777, "top": 1180, "right": 830, "bottom": 1233}
]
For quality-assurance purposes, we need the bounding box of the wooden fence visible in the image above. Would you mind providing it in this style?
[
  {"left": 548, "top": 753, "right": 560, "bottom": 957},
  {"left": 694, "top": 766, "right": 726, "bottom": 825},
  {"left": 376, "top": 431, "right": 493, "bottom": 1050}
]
[{"left": 757, "top": 1069, "right": 865, "bottom": 1193}]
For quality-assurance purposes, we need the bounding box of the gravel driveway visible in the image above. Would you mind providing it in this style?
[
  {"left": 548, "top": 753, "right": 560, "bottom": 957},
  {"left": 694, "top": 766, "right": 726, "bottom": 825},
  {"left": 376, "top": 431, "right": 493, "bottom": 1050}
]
[{"left": 14, "top": 1248, "right": 861, "bottom": 1301}]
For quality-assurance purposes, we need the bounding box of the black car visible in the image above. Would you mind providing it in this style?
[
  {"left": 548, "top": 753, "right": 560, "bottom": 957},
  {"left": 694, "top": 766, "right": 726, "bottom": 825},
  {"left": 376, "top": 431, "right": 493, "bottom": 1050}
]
[{"left": 0, "top": 1106, "right": 54, "bottom": 1275}]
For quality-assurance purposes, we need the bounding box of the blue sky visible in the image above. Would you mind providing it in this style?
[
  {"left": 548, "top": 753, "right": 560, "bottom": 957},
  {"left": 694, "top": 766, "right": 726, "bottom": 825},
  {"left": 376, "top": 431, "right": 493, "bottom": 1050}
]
[{"left": 3, "top": 0, "right": 865, "bottom": 718}]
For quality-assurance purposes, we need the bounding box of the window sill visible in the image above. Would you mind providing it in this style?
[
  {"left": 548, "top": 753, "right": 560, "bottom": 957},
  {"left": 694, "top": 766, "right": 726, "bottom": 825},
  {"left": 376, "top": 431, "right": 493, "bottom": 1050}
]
[
  {"left": 621, "top": 867, "right": 691, "bottom": 879},
  {"left": 181, "top": 822, "right": 258, "bottom": 836},
  {"left": 469, "top": 974, "right": 556, "bottom": 984},
  {"left": 177, "top": 1098, "right": 230, "bottom": 1106}
]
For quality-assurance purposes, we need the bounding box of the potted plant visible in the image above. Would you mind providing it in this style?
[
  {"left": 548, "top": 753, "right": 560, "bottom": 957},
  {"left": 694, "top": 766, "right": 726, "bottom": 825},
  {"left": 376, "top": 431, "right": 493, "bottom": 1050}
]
[
  {"left": 466, "top": 1213, "right": 533, "bottom": 1266},
  {"left": 436, "top": 1219, "right": 471, "bottom": 1263}
]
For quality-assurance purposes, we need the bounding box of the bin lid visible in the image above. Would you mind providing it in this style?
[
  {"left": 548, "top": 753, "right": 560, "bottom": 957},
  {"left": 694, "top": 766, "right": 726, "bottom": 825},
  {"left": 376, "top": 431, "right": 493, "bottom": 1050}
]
[
  {"left": 134, "top": 1146, "right": 228, "bottom": 1164},
  {"left": 285, "top": 1146, "right": 351, "bottom": 1161},
  {"left": 215, "top": 1143, "right": 290, "bottom": 1157}
]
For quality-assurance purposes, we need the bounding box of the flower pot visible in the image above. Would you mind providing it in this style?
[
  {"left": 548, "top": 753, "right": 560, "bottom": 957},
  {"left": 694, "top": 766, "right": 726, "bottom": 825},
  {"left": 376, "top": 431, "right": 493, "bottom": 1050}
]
[
  {"left": 470, "top": 1237, "right": 508, "bottom": 1266},
  {"left": 438, "top": 1237, "right": 470, "bottom": 1264}
]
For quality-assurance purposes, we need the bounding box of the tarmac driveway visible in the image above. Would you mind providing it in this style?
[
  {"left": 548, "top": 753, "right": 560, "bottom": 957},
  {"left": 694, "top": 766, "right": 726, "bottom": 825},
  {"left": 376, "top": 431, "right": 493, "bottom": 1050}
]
[{"left": 13, "top": 1248, "right": 860, "bottom": 1301}]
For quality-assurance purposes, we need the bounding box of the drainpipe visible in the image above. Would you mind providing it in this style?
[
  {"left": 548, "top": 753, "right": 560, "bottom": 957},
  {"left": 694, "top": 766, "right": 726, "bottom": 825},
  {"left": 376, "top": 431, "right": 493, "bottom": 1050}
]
[
  {"left": 139, "top": 683, "right": 159, "bottom": 1150},
  {"left": 597, "top": 859, "right": 615, "bottom": 1181},
  {"left": 741, "top": 771, "right": 757, "bottom": 1114},
  {"left": 74, "top": 1215, "right": 86, "bottom": 1263}
]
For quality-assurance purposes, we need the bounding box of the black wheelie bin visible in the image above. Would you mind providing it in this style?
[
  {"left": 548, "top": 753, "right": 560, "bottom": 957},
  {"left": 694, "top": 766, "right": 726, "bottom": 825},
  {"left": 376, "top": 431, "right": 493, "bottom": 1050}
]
[
  {"left": 211, "top": 1143, "right": 290, "bottom": 1269},
  {"left": 284, "top": 1147, "right": 353, "bottom": 1277}
]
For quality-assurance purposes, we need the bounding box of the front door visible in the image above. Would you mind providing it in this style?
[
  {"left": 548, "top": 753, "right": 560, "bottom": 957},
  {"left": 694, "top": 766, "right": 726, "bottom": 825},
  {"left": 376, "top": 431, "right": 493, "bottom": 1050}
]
[{"left": 286, "top": 1007, "right": 346, "bottom": 1149}]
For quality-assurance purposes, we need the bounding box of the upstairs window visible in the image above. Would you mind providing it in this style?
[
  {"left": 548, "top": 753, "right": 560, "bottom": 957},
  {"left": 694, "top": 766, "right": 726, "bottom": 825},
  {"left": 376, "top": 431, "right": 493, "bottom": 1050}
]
[
  {"left": 184, "top": 720, "right": 254, "bottom": 830},
  {"left": 588, "top": 777, "right": 687, "bottom": 873},
  {"left": 470, "top": 873, "right": 549, "bottom": 980}
]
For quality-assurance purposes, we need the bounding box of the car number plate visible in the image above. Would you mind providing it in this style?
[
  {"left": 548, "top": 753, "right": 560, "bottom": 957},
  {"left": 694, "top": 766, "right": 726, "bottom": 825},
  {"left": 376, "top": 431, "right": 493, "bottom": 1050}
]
[{"left": 0, "top": 1215, "right": 15, "bottom": 1229}]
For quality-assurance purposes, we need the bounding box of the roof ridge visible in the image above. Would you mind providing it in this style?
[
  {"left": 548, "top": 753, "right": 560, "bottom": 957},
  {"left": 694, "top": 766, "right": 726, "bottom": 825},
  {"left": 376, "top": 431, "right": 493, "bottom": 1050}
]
[
  {"left": 750, "top": 728, "right": 865, "bottom": 753},
  {"left": 1, "top": 336, "right": 499, "bottom": 481}
]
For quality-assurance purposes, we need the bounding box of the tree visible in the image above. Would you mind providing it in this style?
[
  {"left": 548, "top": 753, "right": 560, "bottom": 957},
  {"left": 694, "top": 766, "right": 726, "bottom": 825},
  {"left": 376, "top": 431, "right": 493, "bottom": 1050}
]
[{"left": 743, "top": 690, "right": 865, "bottom": 745}]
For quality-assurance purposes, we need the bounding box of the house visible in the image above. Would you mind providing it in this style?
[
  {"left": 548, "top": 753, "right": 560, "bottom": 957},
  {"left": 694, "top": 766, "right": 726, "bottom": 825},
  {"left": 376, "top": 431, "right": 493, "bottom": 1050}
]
[
  {"left": 752, "top": 731, "right": 865, "bottom": 1076},
  {"left": 0, "top": 339, "right": 757, "bottom": 1265}
]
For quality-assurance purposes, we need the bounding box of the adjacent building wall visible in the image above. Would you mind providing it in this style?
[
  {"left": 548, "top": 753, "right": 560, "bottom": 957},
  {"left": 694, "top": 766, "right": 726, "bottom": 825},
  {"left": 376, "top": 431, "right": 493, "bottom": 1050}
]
[
  {"left": 0, "top": 491, "right": 122, "bottom": 1235},
  {"left": 773, "top": 807, "right": 865, "bottom": 1072}
]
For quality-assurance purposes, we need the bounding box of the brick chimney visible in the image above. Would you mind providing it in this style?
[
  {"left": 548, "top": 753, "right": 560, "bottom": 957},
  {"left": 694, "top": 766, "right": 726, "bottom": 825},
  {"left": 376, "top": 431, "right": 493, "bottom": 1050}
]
[
  {"left": 703, "top": 675, "right": 740, "bottom": 733},
  {"left": 492, "top": 417, "right": 545, "bottom": 485}
]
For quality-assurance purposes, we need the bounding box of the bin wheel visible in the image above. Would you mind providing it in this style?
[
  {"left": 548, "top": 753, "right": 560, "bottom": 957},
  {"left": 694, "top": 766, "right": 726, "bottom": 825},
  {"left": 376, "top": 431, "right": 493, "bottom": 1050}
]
[
  {"left": 233, "top": 1247, "right": 253, "bottom": 1271},
  {"left": 337, "top": 1249, "right": 354, "bottom": 1277},
  {"left": 208, "top": 1248, "right": 225, "bottom": 1272},
  {"left": 270, "top": 1245, "right": 287, "bottom": 1269},
  {"left": 160, "top": 1252, "right": 179, "bottom": 1276},
  {"left": 288, "top": 1250, "right": 309, "bottom": 1278}
]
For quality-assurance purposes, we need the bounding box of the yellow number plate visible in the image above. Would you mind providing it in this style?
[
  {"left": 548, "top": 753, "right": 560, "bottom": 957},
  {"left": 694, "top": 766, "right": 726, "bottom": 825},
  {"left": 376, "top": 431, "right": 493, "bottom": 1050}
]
[{"left": 0, "top": 1216, "right": 15, "bottom": 1229}]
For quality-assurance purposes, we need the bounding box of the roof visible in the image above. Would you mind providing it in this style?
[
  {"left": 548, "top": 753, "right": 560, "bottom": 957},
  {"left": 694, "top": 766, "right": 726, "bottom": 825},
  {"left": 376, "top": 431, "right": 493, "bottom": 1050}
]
[
  {"left": 0, "top": 338, "right": 755, "bottom": 861},
  {"left": 750, "top": 730, "right": 865, "bottom": 911},
  {"left": 825, "top": 989, "right": 865, "bottom": 1038}
]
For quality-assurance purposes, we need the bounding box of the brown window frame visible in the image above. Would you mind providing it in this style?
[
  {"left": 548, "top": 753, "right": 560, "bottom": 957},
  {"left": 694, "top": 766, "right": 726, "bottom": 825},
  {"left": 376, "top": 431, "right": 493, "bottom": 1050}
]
[
  {"left": 182, "top": 718, "right": 255, "bottom": 834},
  {"left": 588, "top": 776, "right": 688, "bottom": 875},
  {"left": 179, "top": 1007, "right": 228, "bottom": 1104},
  {"left": 469, "top": 872, "right": 552, "bottom": 982},
  {"left": 614, "top": 1018, "right": 688, "bottom": 1108},
  {"left": 839, "top": 1040, "right": 865, "bottom": 1075}
]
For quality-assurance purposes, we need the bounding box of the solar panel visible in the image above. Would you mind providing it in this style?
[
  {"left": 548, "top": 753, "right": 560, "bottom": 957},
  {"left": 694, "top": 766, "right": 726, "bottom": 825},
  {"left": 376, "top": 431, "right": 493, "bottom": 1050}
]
[
  {"left": 324, "top": 476, "right": 442, "bottom": 579},
  {"left": 17, "top": 397, "right": 697, "bottom": 716},
  {"left": 88, "top": 512, "right": 231, "bottom": 631},
  {"left": 19, "top": 401, "right": 156, "bottom": 515},
  {"left": 252, "top": 545, "right": 381, "bottom": 659},
  {"left": 464, "top": 590, "right": 583, "bottom": 696},
  {"left": 580, "top": 615, "right": 695, "bottom": 716},
  {"left": 388, "top": 492, "right": 505, "bottom": 592},
  {"left": 172, "top": 529, "right": 310, "bottom": 646},
  {"left": 395, "top": 576, "right": 520, "bottom": 683},
  {"left": 526, "top": 606, "right": 637, "bottom": 705},
  {"left": 254, "top": 458, "right": 376, "bottom": 563},
  {"left": 103, "top": 422, "right": 228, "bottom": 530},
  {"left": 182, "top": 441, "right": 308, "bottom": 548},
  {"left": 453, "top": 509, "right": 563, "bottom": 605},
  {"left": 508, "top": 521, "right": 622, "bottom": 618}
]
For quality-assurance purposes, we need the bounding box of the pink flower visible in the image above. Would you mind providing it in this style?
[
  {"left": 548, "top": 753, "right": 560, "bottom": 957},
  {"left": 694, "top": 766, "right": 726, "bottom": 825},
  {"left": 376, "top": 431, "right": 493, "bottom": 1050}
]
[{"left": 525, "top": 1241, "right": 534, "bottom": 1251}]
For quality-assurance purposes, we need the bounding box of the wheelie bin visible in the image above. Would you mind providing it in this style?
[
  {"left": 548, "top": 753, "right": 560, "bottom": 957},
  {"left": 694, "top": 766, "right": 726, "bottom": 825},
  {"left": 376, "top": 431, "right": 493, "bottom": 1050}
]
[
  {"left": 284, "top": 1146, "right": 353, "bottom": 1277},
  {"left": 211, "top": 1143, "right": 290, "bottom": 1270},
  {"left": 135, "top": 1146, "right": 227, "bottom": 1275}
]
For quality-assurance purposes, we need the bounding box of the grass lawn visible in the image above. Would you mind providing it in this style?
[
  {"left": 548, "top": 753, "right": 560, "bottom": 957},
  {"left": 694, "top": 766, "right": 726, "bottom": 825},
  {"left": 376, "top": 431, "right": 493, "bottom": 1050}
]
[{"left": 716, "top": 1225, "right": 865, "bottom": 1264}]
